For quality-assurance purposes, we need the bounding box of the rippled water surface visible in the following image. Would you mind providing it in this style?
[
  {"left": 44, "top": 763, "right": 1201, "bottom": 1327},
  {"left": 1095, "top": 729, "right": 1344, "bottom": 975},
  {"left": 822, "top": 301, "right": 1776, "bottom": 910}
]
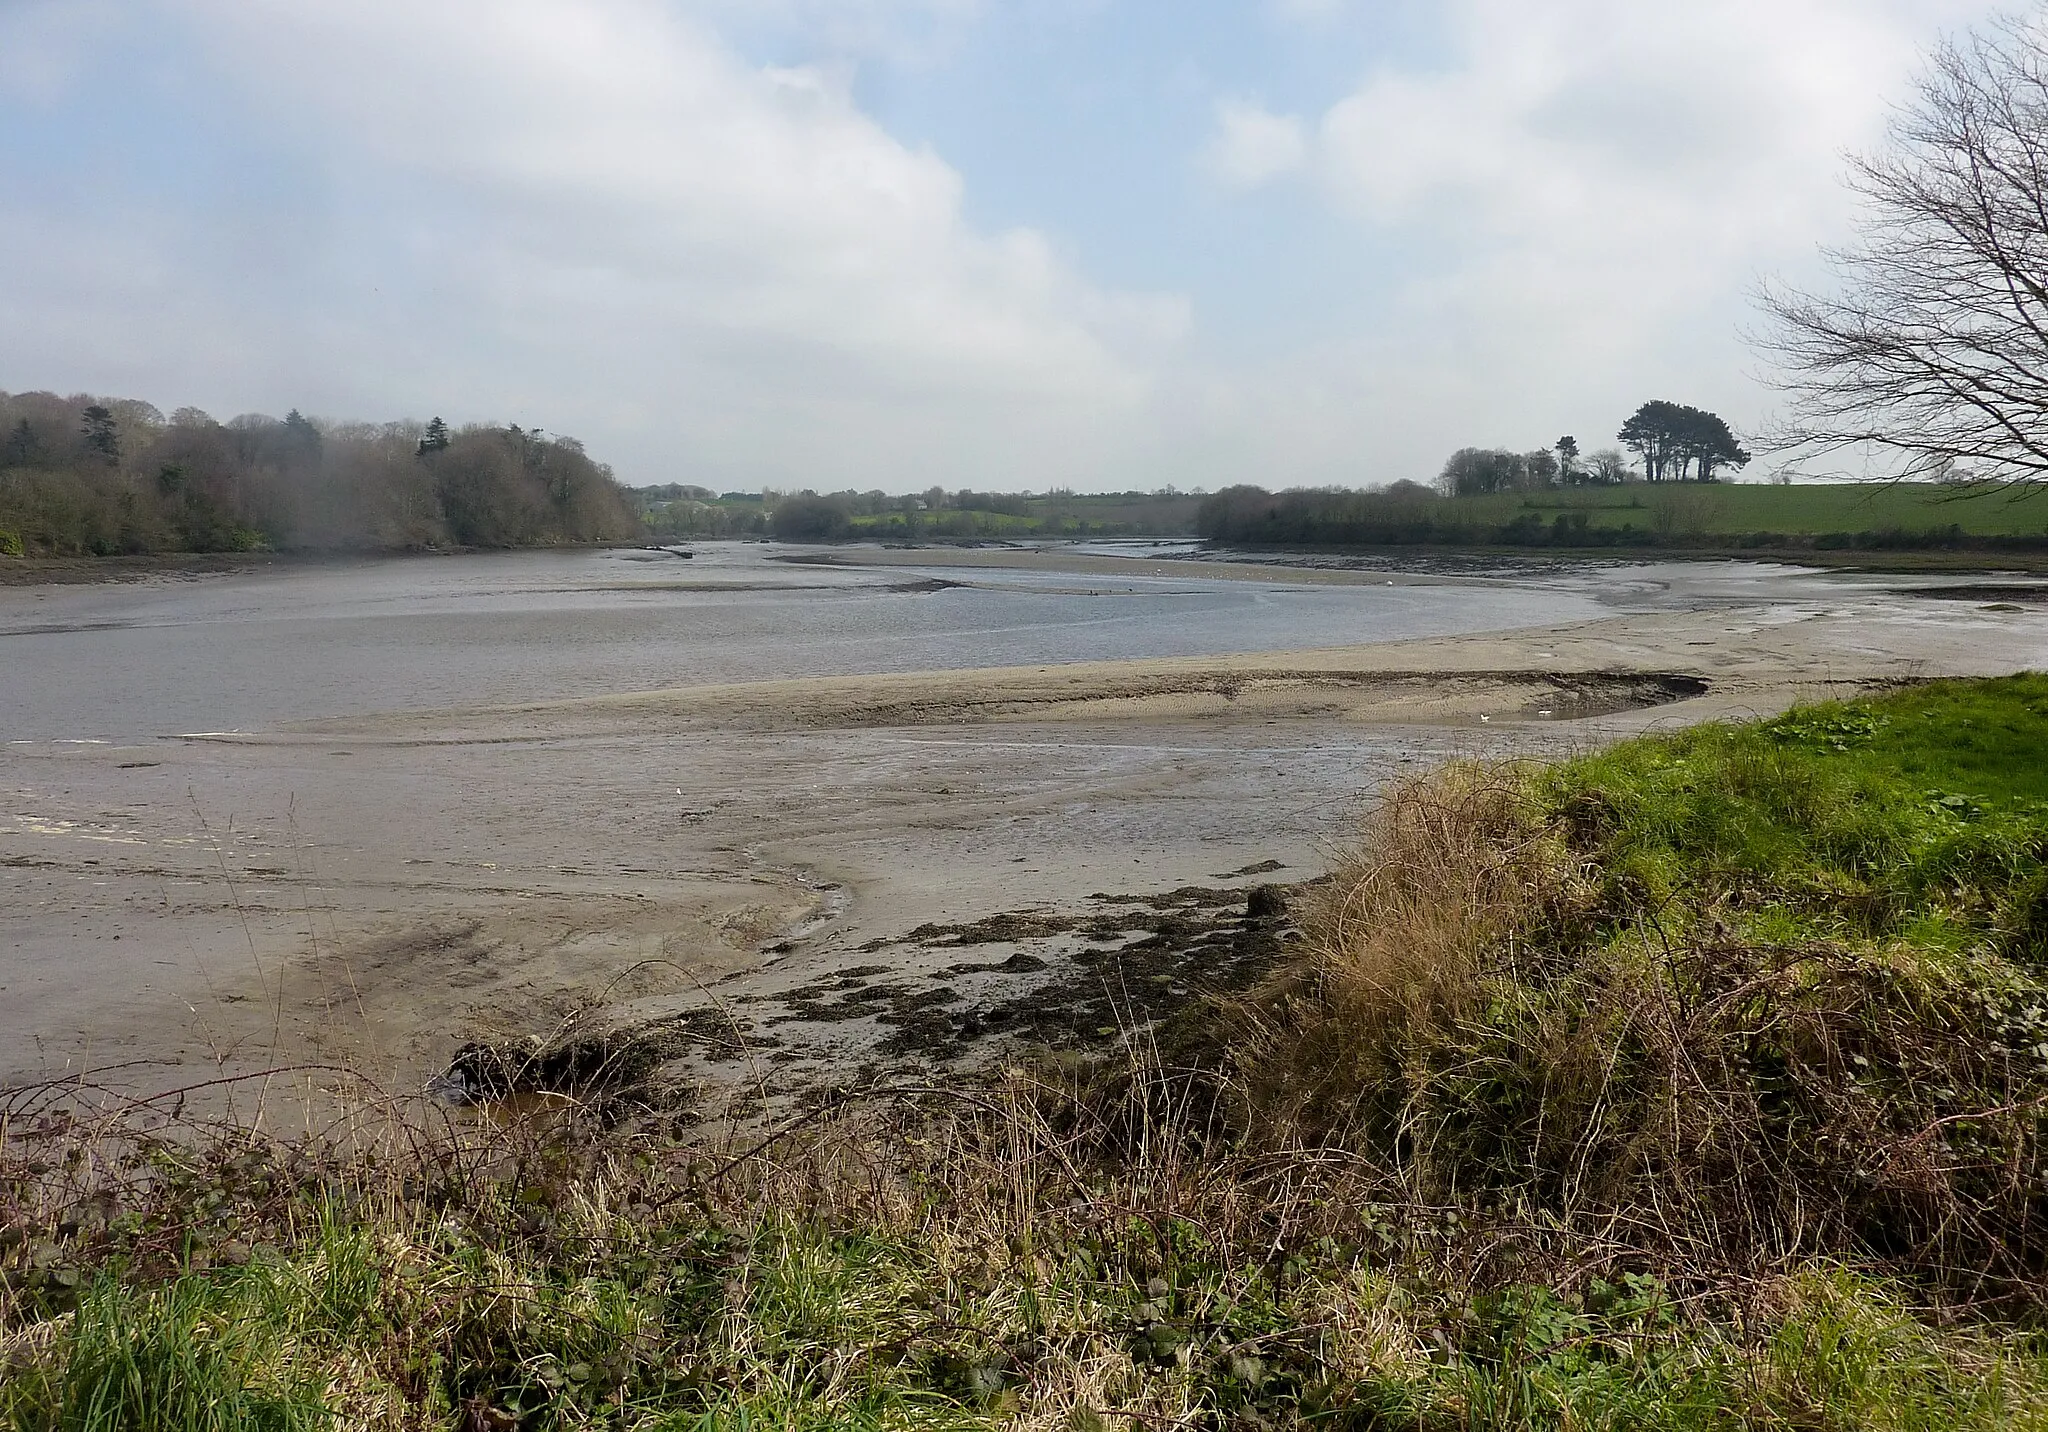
[{"left": 1, "top": 543, "right": 1781, "bottom": 740}]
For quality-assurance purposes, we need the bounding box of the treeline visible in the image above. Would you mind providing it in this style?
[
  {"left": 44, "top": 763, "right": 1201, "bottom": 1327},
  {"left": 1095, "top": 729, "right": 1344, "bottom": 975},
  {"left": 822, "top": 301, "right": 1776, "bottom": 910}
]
[
  {"left": 1437, "top": 401, "right": 1749, "bottom": 497},
  {"left": 1197, "top": 485, "right": 1610, "bottom": 547},
  {"left": 0, "top": 391, "right": 637, "bottom": 557},
  {"left": 636, "top": 484, "right": 1202, "bottom": 541}
]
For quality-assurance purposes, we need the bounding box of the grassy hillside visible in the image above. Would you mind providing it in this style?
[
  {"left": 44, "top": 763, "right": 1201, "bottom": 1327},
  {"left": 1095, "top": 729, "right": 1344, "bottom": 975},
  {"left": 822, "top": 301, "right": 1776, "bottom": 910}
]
[
  {"left": 1443, "top": 481, "right": 2048, "bottom": 537},
  {"left": 8, "top": 677, "right": 2048, "bottom": 1428},
  {"left": 1199, "top": 481, "right": 2048, "bottom": 556},
  {"left": 832, "top": 492, "right": 1203, "bottom": 541}
]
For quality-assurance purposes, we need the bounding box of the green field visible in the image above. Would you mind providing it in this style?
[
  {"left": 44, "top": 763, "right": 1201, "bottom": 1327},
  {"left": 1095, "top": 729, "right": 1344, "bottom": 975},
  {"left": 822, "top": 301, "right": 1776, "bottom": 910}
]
[
  {"left": 642, "top": 481, "right": 2048, "bottom": 552},
  {"left": 1448, "top": 480, "right": 2048, "bottom": 537},
  {"left": 1197, "top": 479, "right": 2048, "bottom": 559},
  {"left": 841, "top": 493, "right": 1202, "bottom": 540}
]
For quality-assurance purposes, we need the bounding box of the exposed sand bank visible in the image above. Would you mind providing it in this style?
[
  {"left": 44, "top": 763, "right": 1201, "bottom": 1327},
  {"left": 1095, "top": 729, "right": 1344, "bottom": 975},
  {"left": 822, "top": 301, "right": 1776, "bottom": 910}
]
[
  {"left": 245, "top": 587, "right": 2025, "bottom": 742},
  {"left": 6, "top": 549, "right": 2047, "bottom": 1123}
]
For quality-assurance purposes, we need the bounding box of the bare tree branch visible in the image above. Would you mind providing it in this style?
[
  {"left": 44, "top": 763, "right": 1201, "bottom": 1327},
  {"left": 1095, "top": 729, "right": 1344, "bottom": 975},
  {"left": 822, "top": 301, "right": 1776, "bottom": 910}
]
[{"left": 1756, "top": 11, "right": 2048, "bottom": 486}]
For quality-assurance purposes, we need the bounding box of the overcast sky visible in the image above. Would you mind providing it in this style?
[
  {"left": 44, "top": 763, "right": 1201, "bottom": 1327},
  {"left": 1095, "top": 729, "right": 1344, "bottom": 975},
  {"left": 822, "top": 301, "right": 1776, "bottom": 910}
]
[{"left": 0, "top": 0, "right": 2007, "bottom": 491}]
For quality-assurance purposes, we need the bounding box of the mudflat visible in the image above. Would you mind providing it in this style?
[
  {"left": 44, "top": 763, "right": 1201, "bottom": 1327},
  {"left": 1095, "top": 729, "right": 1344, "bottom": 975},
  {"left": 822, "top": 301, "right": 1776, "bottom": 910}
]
[{"left": 4, "top": 544, "right": 2045, "bottom": 1123}]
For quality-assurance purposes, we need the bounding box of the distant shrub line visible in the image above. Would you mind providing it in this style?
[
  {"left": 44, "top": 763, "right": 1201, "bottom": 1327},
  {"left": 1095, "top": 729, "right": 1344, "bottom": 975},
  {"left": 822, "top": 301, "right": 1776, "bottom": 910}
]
[{"left": 636, "top": 487, "right": 1205, "bottom": 542}]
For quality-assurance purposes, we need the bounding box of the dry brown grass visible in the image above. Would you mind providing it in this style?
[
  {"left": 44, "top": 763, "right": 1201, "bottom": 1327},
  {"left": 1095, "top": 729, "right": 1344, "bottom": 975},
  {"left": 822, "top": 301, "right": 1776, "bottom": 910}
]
[
  {"left": 1226, "top": 764, "right": 1582, "bottom": 1145},
  {"left": 7, "top": 975, "right": 2048, "bottom": 1425}
]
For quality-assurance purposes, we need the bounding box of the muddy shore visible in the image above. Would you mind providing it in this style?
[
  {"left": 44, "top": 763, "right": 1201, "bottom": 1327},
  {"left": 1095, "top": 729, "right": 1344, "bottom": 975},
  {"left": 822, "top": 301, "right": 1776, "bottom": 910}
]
[{"left": 5, "top": 546, "right": 2046, "bottom": 1127}]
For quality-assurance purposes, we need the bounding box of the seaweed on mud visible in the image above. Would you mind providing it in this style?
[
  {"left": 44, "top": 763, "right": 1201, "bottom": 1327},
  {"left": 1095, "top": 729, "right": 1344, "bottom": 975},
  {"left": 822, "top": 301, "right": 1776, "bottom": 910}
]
[
  {"left": 1213, "top": 859, "right": 1287, "bottom": 878},
  {"left": 427, "top": 883, "right": 1317, "bottom": 1119},
  {"left": 869, "top": 884, "right": 1308, "bottom": 1058},
  {"left": 724, "top": 884, "right": 1312, "bottom": 1063},
  {"left": 432, "top": 1035, "right": 685, "bottom": 1122},
  {"left": 1523, "top": 673, "right": 1710, "bottom": 720},
  {"left": 1090, "top": 885, "right": 1249, "bottom": 908},
  {"left": 765, "top": 991, "right": 898, "bottom": 1025},
  {"left": 427, "top": 1008, "right": 749, "bottom": 1118},
  {"left": 1897, "top": 583, "right": 2048, "bottom": 603},
  {"left": 943, "top": 951, "right": 1048, "bottom": 976}
]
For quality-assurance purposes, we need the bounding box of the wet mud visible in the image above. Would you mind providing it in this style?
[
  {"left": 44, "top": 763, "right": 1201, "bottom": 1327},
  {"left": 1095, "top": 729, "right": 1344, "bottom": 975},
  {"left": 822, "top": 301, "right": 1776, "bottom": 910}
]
[{"left": 14, "top": 543, "right": 2045, "bottom": 1116}]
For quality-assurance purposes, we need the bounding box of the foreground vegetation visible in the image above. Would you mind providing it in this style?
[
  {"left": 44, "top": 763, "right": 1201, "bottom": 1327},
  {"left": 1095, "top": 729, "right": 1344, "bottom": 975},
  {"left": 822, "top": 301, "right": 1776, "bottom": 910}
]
[
  {"left": 0, "top": 391, "right": 637, "bottom": 556},
  {"left": 8, "top": 675, "right": 2048, "bottom": 1428},
  {"left": 1198, "top": 480, "right": 2048, "bottom": 555}
]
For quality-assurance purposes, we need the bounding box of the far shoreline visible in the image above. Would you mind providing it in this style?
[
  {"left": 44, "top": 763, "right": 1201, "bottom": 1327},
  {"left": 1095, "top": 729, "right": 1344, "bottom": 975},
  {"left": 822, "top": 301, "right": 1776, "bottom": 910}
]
[
  {"left": 12, "top": 533, "right": 2048, "bottom": 588},
  {"left": 785, "top": 536, "right": 2048, "bottom": 579},
  {"left": 0, "top": 541, "right": 650, "bottom": 587}
]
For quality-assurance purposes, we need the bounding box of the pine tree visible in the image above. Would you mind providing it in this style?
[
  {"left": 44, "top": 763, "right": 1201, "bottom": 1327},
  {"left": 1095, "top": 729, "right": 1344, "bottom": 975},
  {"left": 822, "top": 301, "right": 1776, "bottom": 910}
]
[
  {"left": 1619, "top": 401, "right": 1748, "bottom": 482},
  {"left": 1555, "top": 435, "right": 1580, "bottom": 483},
  {"left": 281, "top": 408, "right": 320, "bottom": 459},
  {"left": 80, "top": 404, "right": 120, "bottom": 464}
]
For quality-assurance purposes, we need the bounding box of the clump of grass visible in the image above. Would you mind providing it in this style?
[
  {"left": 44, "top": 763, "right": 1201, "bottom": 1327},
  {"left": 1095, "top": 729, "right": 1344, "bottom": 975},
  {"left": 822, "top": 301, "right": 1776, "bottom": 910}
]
[{"left": 1543, "top": 676, "right": 2048, "bottom": 940}]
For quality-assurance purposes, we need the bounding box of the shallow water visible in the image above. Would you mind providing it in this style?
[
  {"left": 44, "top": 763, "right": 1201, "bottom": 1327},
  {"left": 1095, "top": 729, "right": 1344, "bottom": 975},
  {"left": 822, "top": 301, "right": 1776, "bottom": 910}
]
[{"left": 1, "top": 542, "right": 1633, "bottom": 740}]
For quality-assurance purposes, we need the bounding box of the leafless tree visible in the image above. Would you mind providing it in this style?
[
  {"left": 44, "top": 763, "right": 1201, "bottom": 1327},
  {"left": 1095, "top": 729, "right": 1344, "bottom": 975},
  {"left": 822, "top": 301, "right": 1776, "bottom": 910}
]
[
  {"left": 1585, "top": 448, "right": 1634, "bottom": 485},
  {"left": 1757, "top": 11, "right": 2048, "bottom": 483}
]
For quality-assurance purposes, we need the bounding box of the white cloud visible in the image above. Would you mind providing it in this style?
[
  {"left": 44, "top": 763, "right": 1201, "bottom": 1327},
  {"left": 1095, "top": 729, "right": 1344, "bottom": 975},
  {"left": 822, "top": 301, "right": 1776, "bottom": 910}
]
[
  {"left": 1, "top": 0, "right": 2019, "bottom": 493},
  {"left": 685, "top": 0, "right": 986, "bottom": 67},
  {"left": 1205, "top": 99, "right": 1308, "bottom": 188},
  {"left": 2, "top": 0, "right": 1186, "bottom": 487},
  {"left": 1265, "top": 0, "right": 2005, "bottom": 469}
]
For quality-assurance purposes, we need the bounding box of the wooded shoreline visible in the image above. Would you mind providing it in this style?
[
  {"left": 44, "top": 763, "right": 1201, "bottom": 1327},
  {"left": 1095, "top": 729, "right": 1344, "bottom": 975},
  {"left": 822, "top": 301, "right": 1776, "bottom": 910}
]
[{"left": 0, "top": 390, "right": 638, "bottom": 560}]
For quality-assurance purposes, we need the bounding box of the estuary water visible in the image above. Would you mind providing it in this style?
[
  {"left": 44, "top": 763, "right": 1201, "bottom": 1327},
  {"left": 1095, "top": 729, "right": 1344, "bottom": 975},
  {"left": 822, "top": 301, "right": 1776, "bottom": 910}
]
[
  {"left": 5, "top": 540, "right": 2033, "bottom": 1094},
  {"left": 0, "top": 542, "right": 1625, "bottom": 741}
]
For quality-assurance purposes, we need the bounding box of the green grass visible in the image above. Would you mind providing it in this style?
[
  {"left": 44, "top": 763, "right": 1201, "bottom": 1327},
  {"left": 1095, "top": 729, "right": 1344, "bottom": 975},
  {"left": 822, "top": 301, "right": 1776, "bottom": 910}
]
[
  {"left": 841, "top": 494, "right": 1202, "bottom": 541},
  {"left": 638, "top": 492, "right": 1203, "bottom": 542},
  {"left": 1198, "top": 480, "right": 2048, "bottom": 559},
  {"left": 12, "top": 1210, "right": 2048, "bottom": 1430},
  {"left": 1238, "top": 675, "right": 2048, "bottom": 1311},
  {"left": 1536, "top": 673, "right": 2048, "bottom": 931},
  {"left": 1434, "top": 482, "right": 2048, "bottom": 539}
]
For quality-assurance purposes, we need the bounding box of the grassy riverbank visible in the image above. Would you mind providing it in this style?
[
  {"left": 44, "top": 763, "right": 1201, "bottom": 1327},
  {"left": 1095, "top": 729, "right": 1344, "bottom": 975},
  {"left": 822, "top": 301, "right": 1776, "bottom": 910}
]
[{"left": 7, "top": 676, "right": 2048, "bottom": 1429}]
